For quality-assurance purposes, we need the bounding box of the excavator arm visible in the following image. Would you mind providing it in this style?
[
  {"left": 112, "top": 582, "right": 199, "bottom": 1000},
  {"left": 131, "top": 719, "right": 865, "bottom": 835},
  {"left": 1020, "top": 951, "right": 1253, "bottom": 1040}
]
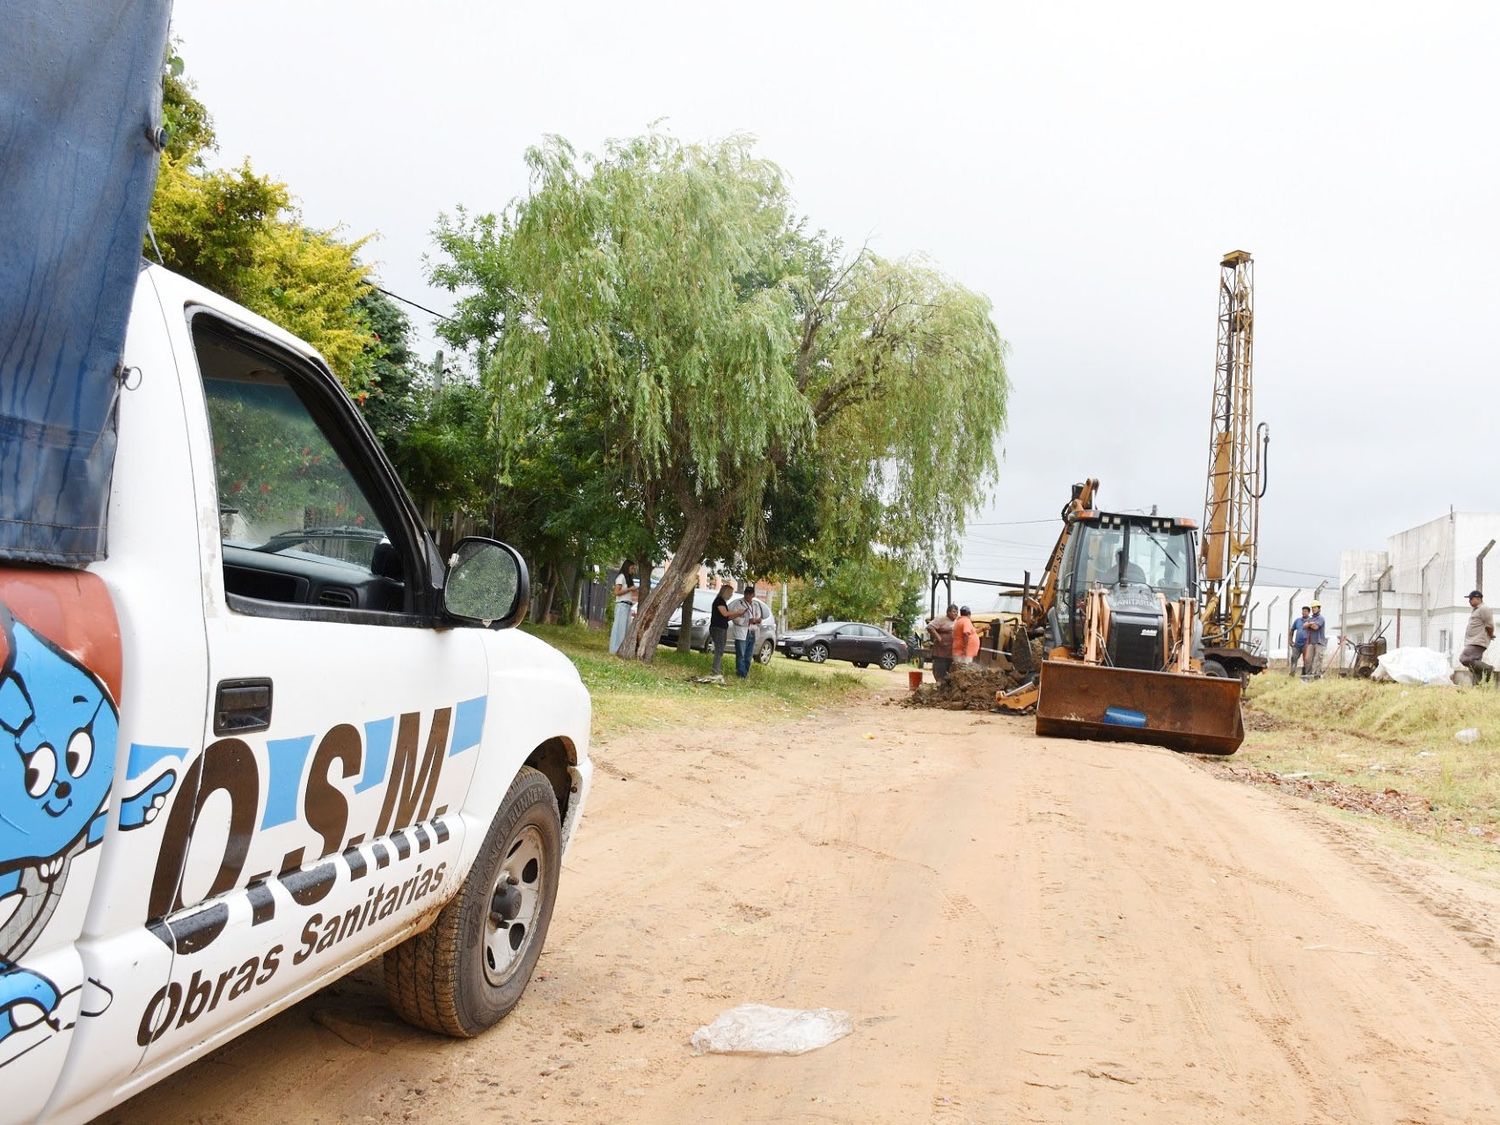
[{"left": 1022, "top": 477, "right": 1098, "bottom": 632}]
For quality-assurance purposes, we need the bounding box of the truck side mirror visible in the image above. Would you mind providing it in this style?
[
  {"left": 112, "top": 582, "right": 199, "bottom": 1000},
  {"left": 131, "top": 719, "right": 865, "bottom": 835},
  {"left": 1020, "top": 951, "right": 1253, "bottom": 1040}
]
[{"left": 444, "top": 537, "right": 529, "bottom": 628}]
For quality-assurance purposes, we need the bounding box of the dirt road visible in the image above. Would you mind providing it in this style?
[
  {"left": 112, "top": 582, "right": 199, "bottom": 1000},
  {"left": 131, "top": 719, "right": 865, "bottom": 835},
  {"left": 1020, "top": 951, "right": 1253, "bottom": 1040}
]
[{"left": 109, "top": 682, "right": 1500, "bottom": 1124}]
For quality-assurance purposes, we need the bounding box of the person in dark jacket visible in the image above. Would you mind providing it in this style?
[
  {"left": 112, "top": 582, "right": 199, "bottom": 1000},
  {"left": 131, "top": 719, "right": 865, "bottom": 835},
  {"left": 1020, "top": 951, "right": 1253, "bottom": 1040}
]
[{"left": 707, "top": 581, "right": 739, "bottom": 677}]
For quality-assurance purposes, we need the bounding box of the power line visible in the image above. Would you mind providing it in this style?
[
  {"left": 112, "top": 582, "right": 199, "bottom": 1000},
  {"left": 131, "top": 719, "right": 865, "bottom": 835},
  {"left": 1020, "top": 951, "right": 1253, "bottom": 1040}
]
[
  {"left": 964, "top": 517, "right": 1060, "bottom": 527},
  {"left": 1256, "top": 564, "right": 1339, "bottom": 582},
  {"left": 372, "top": 284, "right": 456, "bottom": 325}
]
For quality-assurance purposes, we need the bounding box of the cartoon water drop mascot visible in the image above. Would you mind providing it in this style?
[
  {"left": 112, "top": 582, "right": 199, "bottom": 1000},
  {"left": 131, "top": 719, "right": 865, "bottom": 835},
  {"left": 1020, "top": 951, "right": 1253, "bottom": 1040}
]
[{"left": 0, "top": 602, "right": 175, "bottom": 1052}]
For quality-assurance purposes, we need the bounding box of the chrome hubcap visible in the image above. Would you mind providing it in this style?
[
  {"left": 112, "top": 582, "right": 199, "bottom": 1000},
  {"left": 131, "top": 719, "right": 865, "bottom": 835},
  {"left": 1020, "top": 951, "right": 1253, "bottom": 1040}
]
[{"left": 483, "top": 825, "right": 545, "bottom": 986}]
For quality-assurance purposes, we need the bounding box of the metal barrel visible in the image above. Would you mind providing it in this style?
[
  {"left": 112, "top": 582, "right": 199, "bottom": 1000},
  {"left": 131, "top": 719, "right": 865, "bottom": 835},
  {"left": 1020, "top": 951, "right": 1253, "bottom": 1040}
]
[{"left": 1034, "top": 660, "right": 1245, "bottom": 755}]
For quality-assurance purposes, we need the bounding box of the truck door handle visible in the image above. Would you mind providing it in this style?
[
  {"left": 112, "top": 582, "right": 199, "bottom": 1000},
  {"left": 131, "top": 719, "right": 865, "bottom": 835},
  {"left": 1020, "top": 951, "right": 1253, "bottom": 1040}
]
[{"left": 214, "top": 678, "right": 273, "bottom": 735}]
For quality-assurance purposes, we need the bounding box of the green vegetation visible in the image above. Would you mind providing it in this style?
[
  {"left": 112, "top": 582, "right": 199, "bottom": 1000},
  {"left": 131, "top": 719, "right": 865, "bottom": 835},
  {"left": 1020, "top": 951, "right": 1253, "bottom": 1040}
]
[
  {"left": 1241, "top": 675, "right": 1500, "bottom": 842},
  {"left": 526, "top": 623, "right": 868, "bottom": 740},
  {"left": 151, "top": 52, "right": 487, "bottom": 531},
  {"left": 151, "top": 54, "right": 378, "bottom": 389},
  {"left": 433, "top": 130, "right": 1010, "bottom": 661},
  {"left": 152, "top": 63, "right": 1010, "bottom": 639}
]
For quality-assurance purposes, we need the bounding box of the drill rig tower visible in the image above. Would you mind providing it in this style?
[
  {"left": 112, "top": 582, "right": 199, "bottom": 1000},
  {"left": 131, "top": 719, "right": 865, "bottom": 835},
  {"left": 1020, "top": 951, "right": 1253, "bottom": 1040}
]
[{"left": 1199, "top": 250, "right": 1269, "bottom": 675}]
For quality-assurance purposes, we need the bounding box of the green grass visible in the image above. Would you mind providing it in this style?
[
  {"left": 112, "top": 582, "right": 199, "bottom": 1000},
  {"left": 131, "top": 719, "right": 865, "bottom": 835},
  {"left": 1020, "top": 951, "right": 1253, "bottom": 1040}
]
[
  {"left": 524, "top": 623, "right": 869, "bottom": 740},
  {"left": 1240, "top": 673, "right": 1500, "bottom": 839}
]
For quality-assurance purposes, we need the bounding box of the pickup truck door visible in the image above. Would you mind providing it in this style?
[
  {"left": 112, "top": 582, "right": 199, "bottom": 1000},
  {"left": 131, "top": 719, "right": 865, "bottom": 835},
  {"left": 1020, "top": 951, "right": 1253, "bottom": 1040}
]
[{"left": 135, "top": 306, "right": 491, "bottom": 1068}]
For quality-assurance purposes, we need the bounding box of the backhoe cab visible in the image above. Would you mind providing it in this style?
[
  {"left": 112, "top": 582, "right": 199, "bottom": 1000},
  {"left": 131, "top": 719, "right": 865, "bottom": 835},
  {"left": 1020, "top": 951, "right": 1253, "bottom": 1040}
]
[
  {"left": 1049, "top": 511, "right": 1201, "bottom": 669},
  {"left": 999, "top": 486, "right": 1246, "bottom": 757}
]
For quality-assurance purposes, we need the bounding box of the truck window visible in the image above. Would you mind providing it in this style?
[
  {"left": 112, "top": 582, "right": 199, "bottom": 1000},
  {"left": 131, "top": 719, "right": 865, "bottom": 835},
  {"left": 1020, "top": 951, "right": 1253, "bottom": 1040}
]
[
  {"left": 1078, "top": 524, "right": 1125, "bottom": 588},
  {"left": 1129, "top": 526, "right": 1193, "bottom": 598},
  {"left": 193, "top": 321, "right": 408, "bottom": 614}
]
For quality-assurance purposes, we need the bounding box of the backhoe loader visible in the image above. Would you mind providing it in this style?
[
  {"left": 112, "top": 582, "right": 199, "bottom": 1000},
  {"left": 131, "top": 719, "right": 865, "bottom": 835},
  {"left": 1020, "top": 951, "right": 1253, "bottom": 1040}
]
[{"left": 996, "top": 479, "right": 1244, "bottom": 755}]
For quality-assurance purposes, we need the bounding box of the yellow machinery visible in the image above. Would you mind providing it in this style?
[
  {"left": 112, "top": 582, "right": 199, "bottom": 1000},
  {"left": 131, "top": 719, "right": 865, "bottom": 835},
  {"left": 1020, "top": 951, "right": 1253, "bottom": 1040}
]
[
  {"left": 1198, "top": 250, "right": 1270, "bottom": 678},
  {"left": 997, "top": 479, "right": 1245, "bottom": 755},
  {"left": 994, "top": 252, "right": 1274, "bottom": 752}
]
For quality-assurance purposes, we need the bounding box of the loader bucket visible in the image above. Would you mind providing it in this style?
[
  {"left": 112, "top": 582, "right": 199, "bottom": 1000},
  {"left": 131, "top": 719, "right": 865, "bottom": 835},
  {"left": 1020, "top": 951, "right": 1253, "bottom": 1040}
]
[{"left": 1034, "top": 660, "right": 1244, "bottom": 755}]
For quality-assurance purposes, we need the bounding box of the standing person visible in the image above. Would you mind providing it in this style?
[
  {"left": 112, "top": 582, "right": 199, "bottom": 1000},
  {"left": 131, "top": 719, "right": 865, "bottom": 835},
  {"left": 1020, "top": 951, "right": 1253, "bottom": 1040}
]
[
  {"left": 608, "top": 561, "right": 638, "bottom": 655},
  {"left": 1303, "top": 601, "right": 1327, "bottom": 677},
  {"left": 952, "top": 606, "right": 979, "bottom": 669},
  {"left": 926, "top": 604, "right": 959, "bottom": 682},
  {"left": 730, "top": 583, "right": 766, "bottom": 679},
  {"left": 707, "top": 580, "right": 739, "bottom": 678},
  {"left": 1461, "top": 589, "right": 1495, "bottom": 684},
  {"left": 1290, "top": 606, "right": 1310, "bottom": 676}
]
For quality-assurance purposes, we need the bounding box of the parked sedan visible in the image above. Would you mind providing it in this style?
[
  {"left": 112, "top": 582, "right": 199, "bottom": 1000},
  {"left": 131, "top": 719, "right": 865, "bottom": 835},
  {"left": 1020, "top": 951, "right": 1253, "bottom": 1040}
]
[
  {"left": 658, "top": 588, "right": 778, "bottom": 663},
  {"left": 779, "top": 621, "right": 909, "bottom": 670}
]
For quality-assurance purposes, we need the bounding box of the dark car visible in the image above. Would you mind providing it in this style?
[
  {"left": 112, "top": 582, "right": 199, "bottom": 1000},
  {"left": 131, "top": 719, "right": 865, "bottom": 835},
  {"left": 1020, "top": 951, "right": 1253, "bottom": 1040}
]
[{"left": 779, "top": 621, "right": 909, "bottom": 670}]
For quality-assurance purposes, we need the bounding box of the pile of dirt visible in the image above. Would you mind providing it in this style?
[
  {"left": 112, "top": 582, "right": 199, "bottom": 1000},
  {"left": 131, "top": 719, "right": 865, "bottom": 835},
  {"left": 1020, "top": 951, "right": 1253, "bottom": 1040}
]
[{"left": 903, "top": 662, "right": 1030, "bottom": 711}]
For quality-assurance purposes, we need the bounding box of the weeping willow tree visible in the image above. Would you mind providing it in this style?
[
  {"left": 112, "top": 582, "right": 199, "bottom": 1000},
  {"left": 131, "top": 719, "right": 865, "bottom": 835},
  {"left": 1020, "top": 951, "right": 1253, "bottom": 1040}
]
[{"left": 431, "top": 130, "right": 1009, "bottom": 660}]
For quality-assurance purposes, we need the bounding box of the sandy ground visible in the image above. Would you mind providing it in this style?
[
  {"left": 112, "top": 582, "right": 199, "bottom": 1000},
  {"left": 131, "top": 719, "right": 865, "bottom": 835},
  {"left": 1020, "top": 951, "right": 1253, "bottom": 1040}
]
[{"left": 107, "top": 678, "right": 1500, "bottom": 1124}]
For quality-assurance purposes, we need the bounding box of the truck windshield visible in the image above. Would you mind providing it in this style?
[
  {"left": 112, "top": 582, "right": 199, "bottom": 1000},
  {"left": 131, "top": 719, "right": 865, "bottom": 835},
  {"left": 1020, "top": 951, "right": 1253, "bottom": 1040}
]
[{"left": 1127, "top": 525, "right": 1193, "bottom": 597}]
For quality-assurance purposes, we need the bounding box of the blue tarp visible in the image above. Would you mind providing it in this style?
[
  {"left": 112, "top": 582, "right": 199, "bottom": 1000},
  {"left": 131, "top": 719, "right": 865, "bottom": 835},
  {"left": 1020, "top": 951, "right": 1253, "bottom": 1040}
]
[{"left": 0, "top": 1, "right": 171, "bottom": 564}]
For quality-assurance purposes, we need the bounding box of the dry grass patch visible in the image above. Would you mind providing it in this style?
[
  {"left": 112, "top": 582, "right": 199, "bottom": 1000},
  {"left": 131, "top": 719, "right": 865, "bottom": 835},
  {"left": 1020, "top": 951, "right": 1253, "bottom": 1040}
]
[{"left": 1226, "top": 674, "right": 1500, "bottom": 846}]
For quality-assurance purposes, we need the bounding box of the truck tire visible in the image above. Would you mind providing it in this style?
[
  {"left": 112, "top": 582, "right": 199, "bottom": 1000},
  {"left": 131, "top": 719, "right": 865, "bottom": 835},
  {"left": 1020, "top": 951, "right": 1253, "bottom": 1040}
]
[
  {"left": 384, "top": 766, "right": 561, "bottom": 1037},
  {"left": 1202, "top": 659, "right": 1230, "bottom": 679}
]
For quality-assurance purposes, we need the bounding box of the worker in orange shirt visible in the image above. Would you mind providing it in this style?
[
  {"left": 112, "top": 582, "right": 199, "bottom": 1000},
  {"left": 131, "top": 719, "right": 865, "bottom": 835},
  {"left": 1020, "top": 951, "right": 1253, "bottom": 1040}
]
[{"left": 952, "top": 606, "right": 981, "bottom": 668}]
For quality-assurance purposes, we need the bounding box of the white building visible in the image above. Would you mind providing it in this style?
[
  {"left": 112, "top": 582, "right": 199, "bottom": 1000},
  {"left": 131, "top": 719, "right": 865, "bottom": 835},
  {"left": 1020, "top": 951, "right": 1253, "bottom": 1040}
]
[{"left": 1338, "top": 511, "right": 1500, "bottom": 666}]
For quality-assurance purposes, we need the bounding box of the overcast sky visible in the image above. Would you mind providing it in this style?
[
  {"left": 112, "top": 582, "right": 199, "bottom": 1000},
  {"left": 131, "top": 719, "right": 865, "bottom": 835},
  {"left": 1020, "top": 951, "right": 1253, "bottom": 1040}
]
[{"left": 172, "top": 0, "right": 1498, "bottom": 595}]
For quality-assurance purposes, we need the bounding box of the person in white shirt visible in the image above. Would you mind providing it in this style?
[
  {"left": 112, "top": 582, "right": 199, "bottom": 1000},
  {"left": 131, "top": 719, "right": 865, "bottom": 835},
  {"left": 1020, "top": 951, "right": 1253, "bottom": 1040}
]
[
  {"left": 727, "top": 582, "right": 766, "bottom": 679},
  {"left": 609, "top": 561, "right": 638, "bottom": 655}
]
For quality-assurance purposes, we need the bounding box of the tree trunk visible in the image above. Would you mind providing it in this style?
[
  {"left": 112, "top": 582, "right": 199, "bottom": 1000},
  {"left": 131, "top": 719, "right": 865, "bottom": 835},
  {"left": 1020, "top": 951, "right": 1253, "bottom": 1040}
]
[
  {"left": 558, "top": 560, "right": 580, "bottom": 626},
  {"left": 675, "top": 586, "right": 696, "bottom": 654},
  {"left": 539, "top": 564, "right": 558, "bottom": 624},
  {"left": 620, "top": 505, "right": 717, "bottom": 662}
]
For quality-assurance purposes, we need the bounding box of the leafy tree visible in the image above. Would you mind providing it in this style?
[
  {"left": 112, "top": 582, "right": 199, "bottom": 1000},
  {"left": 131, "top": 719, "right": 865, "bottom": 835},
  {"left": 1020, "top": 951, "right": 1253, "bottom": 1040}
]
[
  {"left": 161, "top": 48, "right": 215, "bottom": 164},
  {"left": 432, "top": 132, "right": 804, "bottom": 655},
  {"left": 354, "top": 287, "right": 420, "bottom": 452},
  {"left": 397, "top": 378, "right": 498, "bottom": 521},
  {"left": 431, "top": 130, "right": 1010, "bottom": 661},
  {"left": 490, "top": 369, "right": 661, "bottom": 623},
  {"left": 148, "top": 54, "right": 377, "bottom": 388},
  {"left": 792, "top": 555, "right": 923, "bottom": 634}
]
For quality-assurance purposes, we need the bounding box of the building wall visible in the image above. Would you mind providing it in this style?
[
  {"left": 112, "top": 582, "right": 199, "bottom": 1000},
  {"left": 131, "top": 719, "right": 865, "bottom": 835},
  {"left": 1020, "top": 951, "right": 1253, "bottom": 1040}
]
[{"left": 1339, "top": 511, "right": 1500, "bottom": 666}]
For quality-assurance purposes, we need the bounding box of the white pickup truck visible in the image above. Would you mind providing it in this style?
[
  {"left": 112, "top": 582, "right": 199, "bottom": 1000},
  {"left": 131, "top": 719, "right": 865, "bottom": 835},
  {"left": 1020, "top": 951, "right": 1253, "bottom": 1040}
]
[{"left": 0, "top": 263, "right": 593, "bottom": 1121}]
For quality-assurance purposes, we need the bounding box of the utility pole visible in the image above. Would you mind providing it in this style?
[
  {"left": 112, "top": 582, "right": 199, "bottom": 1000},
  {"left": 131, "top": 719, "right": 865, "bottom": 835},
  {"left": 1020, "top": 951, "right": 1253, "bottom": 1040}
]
[
  {"left": 1372, "top": 564, "right": 1394, "bottom": 641},
  {"left": 1339, "top": 573, "right": 1357, "bottom": 672},
  {"left": 1420, "top": 552, "right": 1440, "bottom": 648},
  {"left": 1285, "top": 587, "right": 1301, "bottom": 671}
]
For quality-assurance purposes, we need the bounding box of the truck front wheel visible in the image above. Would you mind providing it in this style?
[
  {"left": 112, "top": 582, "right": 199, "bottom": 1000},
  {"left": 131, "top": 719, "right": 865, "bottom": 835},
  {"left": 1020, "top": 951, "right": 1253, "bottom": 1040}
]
[{"left": 384, "top": 766, "right": 561, "bottom": 1036}]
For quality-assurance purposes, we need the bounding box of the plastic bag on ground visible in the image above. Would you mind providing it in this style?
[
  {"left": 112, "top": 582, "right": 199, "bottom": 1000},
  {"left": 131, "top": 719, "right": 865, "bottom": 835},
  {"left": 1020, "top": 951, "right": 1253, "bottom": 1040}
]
[
  {"left": 690, "top": 1004, "right": 854, "bottom": 1056},
  {"left": 1456, "top": 728, "right": 1481, "bottom": 744},
  {"left": 1373, "top": 647, "right": 1454, "bottom": 686}
]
